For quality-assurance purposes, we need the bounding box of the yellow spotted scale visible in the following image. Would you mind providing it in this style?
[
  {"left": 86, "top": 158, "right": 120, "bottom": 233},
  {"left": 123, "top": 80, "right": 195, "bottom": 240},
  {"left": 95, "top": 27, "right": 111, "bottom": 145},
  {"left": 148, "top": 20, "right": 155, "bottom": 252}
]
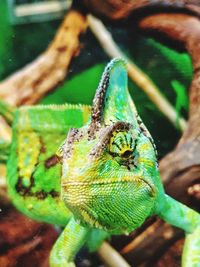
[{"left": 4, "top": 59, "right": 200, "bottom": 266}]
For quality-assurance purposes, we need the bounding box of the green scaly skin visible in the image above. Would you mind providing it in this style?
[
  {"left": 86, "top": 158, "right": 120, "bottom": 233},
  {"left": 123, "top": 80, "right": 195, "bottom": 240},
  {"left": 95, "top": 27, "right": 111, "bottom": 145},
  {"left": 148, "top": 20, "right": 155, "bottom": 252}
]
[{"left": 6, "top": 59, "right": 200, "bottom": 266}]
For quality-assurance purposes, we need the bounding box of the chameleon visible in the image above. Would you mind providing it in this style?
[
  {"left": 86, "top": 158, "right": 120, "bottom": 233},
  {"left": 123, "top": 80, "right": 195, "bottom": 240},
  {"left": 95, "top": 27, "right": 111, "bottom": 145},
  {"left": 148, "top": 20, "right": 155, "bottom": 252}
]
[{"left": 2, "top": 58, "right": 200, "bottom": 266}]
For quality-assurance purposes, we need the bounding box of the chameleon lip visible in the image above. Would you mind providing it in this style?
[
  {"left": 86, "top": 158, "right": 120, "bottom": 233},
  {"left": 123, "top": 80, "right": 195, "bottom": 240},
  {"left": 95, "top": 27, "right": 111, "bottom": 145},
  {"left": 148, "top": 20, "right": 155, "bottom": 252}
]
[{"left": 62, "top": 176, "right": 155, "bottom": 195}]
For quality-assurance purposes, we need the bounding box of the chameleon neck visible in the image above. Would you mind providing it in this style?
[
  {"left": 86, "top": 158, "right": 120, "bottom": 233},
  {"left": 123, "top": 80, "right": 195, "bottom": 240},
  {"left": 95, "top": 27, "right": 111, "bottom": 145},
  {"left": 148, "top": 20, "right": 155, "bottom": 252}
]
[{"left": 156, "top": 194, "right": 200, "bottom": 233}]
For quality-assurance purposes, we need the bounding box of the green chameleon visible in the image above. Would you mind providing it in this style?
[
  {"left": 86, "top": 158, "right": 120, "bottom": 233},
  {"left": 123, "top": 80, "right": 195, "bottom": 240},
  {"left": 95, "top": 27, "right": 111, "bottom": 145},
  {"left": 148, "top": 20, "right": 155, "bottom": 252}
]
[{"left": 2, "top": 58, "right": 200, "bottom": 266}]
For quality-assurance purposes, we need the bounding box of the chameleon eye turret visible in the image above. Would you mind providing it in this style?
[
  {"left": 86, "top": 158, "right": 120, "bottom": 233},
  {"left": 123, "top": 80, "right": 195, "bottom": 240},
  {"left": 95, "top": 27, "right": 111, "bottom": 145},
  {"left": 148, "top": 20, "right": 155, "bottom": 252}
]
[
  {"left": 61, "top": 59, "right": 159, "bottom": 234},
  {"left": 109, "top": 128, "right": 135, "bottom": 157},
  {"left": 109, "top": 126, "right": 137, "bottom": 168}
]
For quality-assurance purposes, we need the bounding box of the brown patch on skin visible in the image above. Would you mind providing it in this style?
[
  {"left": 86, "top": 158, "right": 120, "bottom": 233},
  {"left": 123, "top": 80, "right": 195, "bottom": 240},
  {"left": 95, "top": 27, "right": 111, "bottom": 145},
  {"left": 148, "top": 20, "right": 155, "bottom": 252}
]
[
  {"left": 16, "top": 175, "right": 34, "bottom": 197},
  {"left": 50, "top": 190, "right": 60, "bottom": 198},
  {"left": 40, "top": 138, "right": 46, "bottom": 153},
  {"left": 63, "top": 128, "right": 84, "bottom": 159},
  {"left": 16, "top": 175, "right": 59, "bottom": 199},
  {"left": 35, "top": 190, "right": 59, "bottom": 200},
  {"left": 16, "top": 161, "right": 60, "bottom": 199},
  {"left": 35, "top": 190, "right": 48, "bottom": 200},
  {"left": 45, "top": 155, "right": 61, "bottom": 169}
]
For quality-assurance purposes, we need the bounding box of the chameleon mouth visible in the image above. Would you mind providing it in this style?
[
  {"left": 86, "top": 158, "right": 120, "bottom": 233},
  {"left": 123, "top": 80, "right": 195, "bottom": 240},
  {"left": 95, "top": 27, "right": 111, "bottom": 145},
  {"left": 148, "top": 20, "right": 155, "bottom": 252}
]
[{"left": 62, "top": 176, "right": 155, "bottom": 196}]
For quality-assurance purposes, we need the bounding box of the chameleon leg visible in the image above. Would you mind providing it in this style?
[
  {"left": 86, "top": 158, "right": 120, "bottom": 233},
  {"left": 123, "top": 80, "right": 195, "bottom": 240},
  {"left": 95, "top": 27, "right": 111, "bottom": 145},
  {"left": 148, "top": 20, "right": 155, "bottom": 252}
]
[
  {"left": 50, "top": 216, "right": 90, "bottom": 267},
  {"left": 156, "top": 194, "right": 200, "bottom": 267}
]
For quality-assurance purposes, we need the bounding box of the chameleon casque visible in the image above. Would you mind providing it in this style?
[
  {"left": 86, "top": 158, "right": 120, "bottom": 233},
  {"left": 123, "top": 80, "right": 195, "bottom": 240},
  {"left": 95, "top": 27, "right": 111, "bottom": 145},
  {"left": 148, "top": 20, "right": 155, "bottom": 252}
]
[{"left": 5, "top": 58, "right": 200, "bottom": 266}]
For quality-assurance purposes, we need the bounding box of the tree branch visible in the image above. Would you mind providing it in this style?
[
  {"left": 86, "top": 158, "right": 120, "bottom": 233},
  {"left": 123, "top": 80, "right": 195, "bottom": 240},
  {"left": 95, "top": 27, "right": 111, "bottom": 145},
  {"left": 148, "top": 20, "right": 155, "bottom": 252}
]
[
  {"left": 83, "top": 0, "right": 200, "bottom": 20},
  {"left": 0, "top": 10, "right": 88, "bottom": 106}
]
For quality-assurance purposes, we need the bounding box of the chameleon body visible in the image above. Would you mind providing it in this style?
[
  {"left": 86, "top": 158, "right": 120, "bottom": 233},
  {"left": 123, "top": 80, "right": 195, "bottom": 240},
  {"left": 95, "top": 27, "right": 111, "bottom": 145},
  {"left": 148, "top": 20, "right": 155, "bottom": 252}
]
[{"left": 6, "top": 59, "right": 200, "bottom": 266}]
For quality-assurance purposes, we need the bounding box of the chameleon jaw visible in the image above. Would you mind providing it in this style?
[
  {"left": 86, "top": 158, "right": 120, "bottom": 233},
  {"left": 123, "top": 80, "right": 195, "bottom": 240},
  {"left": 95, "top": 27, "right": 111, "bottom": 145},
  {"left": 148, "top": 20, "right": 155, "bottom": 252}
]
[{"left": 62, "top": 176, "right": 156, "bottom": 234}]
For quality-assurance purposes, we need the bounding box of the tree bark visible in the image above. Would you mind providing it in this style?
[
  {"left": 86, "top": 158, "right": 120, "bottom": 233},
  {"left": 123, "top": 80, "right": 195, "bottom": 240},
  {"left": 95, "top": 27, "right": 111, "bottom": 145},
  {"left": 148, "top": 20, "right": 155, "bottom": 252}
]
[{"left": 82, "top": 0, "right": 200, "bottom": 20}]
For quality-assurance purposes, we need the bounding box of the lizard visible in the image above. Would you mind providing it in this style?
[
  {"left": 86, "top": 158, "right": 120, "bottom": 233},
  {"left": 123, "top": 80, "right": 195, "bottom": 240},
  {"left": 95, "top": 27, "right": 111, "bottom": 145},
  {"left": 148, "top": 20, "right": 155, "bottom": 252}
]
[{"left": 3, "top": 58, "right": 200, "bottom": 267}]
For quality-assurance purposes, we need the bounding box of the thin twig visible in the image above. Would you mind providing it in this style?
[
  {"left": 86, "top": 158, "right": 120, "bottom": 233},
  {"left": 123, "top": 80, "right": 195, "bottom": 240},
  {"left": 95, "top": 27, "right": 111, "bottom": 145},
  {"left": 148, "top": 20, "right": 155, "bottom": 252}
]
[
  {"left": 98, "top": 241, "right": 132, "bottom": 267},
  {"left": 88, "top": 14, "right": 187, "bottom": 132}
]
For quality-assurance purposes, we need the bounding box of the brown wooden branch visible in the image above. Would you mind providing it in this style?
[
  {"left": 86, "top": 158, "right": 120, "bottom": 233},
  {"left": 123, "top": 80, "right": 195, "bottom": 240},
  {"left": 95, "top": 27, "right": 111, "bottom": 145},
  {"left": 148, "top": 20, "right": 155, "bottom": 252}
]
[
  {"left": 0, "top": 208, "right": 58, "bottom": 267},
  {"left": 139, "top": 13, "right": 200, "bottom": 201},
  {"left": 151, "top": 238, "right": 184, "bottom": 267},
  {"left": 0, "top": 10, "right": 87, "bottom": 106},
  {"left": 121, "top": 11, "right": 200, "bottom": 266},
  {"left": 83, "top": 0, "right": 200, "bottom": 20},
  {"left": 121, "top": 219, "right": 183, "bottom": 265},
  {"left": 0, "top": 238, "right": 42, "bottom": 267}
]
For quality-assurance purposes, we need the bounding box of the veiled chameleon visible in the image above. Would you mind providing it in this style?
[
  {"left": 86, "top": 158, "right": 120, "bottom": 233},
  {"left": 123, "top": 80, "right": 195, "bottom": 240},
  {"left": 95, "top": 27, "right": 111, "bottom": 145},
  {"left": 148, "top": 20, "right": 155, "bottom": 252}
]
[{"left": 4, "top": 59, "right": 200, "bottom": 266}]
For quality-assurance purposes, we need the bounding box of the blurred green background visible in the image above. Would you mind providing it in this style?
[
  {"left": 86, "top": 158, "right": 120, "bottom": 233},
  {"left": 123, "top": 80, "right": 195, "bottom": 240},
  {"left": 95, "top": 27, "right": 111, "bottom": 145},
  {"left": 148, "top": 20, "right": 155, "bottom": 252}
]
[{"left": 0, "top": 0, "right": 193, "bottom": 158}]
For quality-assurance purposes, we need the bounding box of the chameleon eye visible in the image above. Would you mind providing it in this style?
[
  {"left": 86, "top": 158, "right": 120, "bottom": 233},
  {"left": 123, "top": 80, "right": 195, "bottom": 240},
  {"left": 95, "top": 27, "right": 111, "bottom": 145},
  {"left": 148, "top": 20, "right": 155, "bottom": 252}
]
[
  {"left": 109, "top": 131, "right": 135, "bottom": 159},
  {"left": 121, "top": 149, "right": 133, "bottom": 158}
]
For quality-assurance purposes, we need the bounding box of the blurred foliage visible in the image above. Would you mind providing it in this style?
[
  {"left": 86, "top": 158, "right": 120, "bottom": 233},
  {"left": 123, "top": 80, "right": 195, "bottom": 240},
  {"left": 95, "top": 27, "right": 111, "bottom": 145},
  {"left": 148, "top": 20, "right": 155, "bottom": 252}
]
[
  {"left": 0, "top": 0, "right": 60, "bottom": 79},
  {"left": 171, "top": 80, "right": 189, "bottom": 129},
  {"left": 41, "top": 63, "right": 105, "bottom": 105},
  {"left": 0, "top": 0, "right": 13, "bottom": 79},
  {"left": 0, "top": 2, "right": 193, "bottom": 158}
]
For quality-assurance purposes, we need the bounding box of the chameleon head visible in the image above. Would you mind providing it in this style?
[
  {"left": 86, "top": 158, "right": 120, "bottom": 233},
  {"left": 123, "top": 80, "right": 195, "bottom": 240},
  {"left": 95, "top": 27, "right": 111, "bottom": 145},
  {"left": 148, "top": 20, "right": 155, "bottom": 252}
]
[{"left": 61, "top": 58, "right": 162, "bottom": 234}]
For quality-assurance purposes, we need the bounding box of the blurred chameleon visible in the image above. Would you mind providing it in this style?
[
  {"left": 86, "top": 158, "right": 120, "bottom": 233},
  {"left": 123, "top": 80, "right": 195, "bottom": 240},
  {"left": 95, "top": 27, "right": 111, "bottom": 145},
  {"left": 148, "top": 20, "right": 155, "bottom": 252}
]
[{"left": 1, "top": 58, "right": 200, "bottom": 266}]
